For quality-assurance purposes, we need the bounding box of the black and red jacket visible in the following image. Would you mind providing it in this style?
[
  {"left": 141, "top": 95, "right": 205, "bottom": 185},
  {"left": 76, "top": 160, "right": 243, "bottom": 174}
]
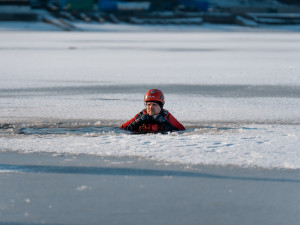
[{"left": 120, "top": 109, "right": 185, "bottom": 133}]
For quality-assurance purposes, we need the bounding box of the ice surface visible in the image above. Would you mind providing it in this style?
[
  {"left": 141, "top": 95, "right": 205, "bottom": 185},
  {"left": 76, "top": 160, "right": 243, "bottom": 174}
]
[
  {"left": 1, "top": 124, "right": 300, "bottom": 169},
  {"left": 0, "top": 22, "right": 300, "bottom": 169}
]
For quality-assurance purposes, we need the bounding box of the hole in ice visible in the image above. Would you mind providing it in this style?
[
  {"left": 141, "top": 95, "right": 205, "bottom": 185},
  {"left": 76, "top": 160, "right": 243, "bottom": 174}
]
[
  {"left": 18, "top": 126, "right": 125, "bottom": 135},
  {"left": 11, "top": 123, "right": 261, "bottom": 136}
]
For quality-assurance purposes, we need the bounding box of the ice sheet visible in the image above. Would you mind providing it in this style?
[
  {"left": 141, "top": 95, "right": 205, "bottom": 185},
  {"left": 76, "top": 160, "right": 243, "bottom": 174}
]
[{"left": 0, "top": 25, "right": 299, "bottom": 169}]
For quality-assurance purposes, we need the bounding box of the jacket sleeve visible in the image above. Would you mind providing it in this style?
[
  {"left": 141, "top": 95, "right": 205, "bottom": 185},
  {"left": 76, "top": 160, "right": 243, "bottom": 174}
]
[
  {"left": 167, "top": 112, "right": 185, "bottom": 130},
  {"left": 120, "top": 115, "right": 138, "bottom": 129}
]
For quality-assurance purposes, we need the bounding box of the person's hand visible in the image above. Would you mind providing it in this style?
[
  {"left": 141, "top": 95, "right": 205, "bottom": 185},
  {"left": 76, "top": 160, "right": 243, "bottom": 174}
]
[
  {"left": 139, "top": 114, "right": 151, "bottom": 122},
  {"left": 152, "top": 114, "right": 167, "bottom": 123},
  {"left": 152, "top": 114, "right": 178, "bottom": 132}
]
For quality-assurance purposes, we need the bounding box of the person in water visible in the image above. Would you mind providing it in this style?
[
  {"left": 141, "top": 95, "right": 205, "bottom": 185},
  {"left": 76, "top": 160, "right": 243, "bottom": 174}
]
[{"left": 120, "top": 89, "right": 185, "bottom": 133}]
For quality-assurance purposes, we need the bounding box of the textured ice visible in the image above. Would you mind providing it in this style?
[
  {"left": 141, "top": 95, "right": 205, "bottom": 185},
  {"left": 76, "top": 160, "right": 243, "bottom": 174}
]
[{"left": 0, "top": 24, "right": 300, "bottom": 169}]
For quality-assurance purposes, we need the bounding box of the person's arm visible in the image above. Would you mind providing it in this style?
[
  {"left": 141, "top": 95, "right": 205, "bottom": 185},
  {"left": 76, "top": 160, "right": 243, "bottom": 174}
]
[
  {"left": 120, "top": 117, "right": 136, "bottom": 129},
  {"left": 120, "top": 113, "right": 151, "bottom": 131},
  {"left": 168, "top": 113, "right": 185, "bottom": 130}
]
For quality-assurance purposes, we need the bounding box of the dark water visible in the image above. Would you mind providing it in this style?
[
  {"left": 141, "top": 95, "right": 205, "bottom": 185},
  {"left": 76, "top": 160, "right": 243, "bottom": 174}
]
[
  {"left": 15, "top": 125, "right": 259, "bottom": 135},
  {"left": 18, "top": 126, "right": 125, "bottom": 135}
]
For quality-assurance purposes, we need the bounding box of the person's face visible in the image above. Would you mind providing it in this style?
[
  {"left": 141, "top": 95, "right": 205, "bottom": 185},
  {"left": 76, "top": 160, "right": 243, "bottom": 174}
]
[{"left": 146, "top": 102, "right": 161, "bottom": 116}]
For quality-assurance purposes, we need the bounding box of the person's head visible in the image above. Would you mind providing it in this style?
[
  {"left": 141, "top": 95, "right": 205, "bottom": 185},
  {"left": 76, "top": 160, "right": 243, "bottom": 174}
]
[{"left": 144, "top": 89, "right": 165, "bottom": 116}]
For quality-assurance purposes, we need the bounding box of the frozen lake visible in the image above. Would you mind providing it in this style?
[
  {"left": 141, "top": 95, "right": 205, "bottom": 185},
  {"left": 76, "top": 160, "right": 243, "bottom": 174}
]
[{"left": 0, "top": 25, "right": 300, "bottom": 169}]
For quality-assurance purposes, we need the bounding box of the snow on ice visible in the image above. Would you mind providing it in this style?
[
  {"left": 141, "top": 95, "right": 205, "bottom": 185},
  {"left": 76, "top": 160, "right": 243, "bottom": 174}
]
[{"left": 0, "top": 22, "right": 300, "bottom": 169}]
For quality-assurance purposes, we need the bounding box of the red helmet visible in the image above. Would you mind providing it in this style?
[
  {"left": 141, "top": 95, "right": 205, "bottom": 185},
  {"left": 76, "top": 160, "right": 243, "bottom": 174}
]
[{"left": 144, "top": 89, "right": 165, "bottom": 106}]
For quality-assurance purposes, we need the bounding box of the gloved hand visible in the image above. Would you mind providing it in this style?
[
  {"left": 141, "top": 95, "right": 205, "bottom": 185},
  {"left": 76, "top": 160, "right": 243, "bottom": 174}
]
[
  {"left": 139, "top": 114, "right": 151, "bottom": 123},
  {"left": 152, "top": 114, "right": 178, "bottom": 132},
  {"left": 125, "top": 114, "right": 151, "bottom": 131},
  {"left": 152, "top": 114, "right": 167, "bottom": 123}
]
